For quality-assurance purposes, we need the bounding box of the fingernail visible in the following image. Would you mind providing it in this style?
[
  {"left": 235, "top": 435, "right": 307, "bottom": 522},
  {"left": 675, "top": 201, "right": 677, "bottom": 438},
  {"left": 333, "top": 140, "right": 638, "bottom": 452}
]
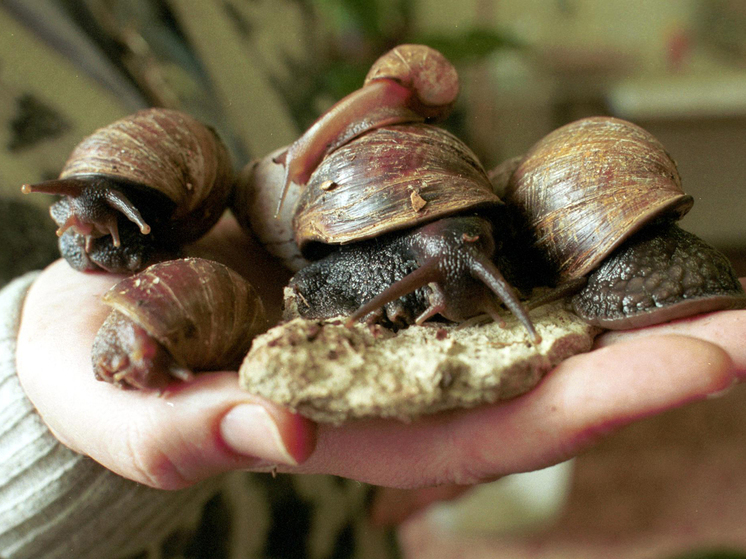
[{"left": 220, "top": 404, "right": 298, "bottom": 466}]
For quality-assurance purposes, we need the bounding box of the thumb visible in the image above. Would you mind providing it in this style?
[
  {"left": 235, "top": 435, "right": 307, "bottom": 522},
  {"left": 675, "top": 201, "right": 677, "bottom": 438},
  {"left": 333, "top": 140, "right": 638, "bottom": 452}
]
[
  {"left": 92, "top": 372, "right": 318, "bottom": 489},
  {"left": 16, "top": 260, "right": 316, "bottom": 490},
  {"left": 23, "top": 366, "right": 317, "bottom": 490}
]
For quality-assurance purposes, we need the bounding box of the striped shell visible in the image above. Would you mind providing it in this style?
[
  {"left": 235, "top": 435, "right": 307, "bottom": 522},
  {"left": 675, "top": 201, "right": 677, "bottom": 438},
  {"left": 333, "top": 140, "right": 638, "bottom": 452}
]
[
  {"left": 504, "top": 117, "right": 693, "bottom": 281},
  {"left": 293, "top": 123, "right": 502, "bottom": 257},
  {"left": 101, "top": 258, "right": 265, "bottom": 371},
  {"left": 60, "top": 108, "right": 234, "bottom": 243},
  {"left": 364, "top": 43, "right": 459, "bottom": 119}
]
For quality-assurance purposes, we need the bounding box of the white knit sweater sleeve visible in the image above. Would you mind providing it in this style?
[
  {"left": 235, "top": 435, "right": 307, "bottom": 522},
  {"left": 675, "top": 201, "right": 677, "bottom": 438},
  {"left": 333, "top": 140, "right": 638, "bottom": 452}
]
[{"left": 0, "top": 273, "right": 219, "bottom": 559}]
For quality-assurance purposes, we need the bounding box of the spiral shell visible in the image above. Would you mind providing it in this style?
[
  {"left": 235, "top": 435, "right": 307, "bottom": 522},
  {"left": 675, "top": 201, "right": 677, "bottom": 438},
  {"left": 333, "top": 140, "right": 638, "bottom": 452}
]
[
  {"left": 292, "top": 123, "right": 502, "bottom": 257},
  {"left": 364, "top": 43, "right": 459, "bottom": 119},
  {"left": 60, "top": 108, "right": 234, "bottom": 243},
  {"left": 504, "top": 116, "right": 693, "bottom": 282},
  {"left": 232, "top": 149, "right": 311, "bottom": 272},
  {"left": 100, "top": 258, "right": 265, "bottom": 372}
]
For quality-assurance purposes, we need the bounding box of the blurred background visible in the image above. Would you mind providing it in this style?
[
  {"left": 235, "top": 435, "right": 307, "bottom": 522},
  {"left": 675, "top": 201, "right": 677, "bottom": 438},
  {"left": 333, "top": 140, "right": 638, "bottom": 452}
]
[{"left": 2, "top": 1, "right": 746, "bottom": 557}]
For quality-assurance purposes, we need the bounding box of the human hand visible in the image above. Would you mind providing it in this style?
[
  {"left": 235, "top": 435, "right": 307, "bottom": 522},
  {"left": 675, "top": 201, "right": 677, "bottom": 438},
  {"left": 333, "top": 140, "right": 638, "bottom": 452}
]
[{"left": 15, "top": 215, "right": 746, "bottom": 492}]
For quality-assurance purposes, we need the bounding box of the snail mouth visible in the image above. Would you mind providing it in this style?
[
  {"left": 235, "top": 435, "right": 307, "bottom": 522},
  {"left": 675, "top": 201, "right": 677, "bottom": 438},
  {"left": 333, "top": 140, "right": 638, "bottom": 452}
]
[
  {"left": 92, "top": 312, "right": 187, "bottom": 390},
  {"left": 56, "top": 213, "right": 94, "bottom": 239}
]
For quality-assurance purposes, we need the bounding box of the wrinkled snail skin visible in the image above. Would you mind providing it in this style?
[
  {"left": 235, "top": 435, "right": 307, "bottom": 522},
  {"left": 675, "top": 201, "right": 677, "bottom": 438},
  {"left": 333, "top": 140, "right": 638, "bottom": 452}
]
[
  {"left": 92, "top": 258, "right": 267, "bottom": 390},
  {"left": 273, "top": 44, "right": 460, "bottom": 214},
  {"left": 23, "top": 108, "right": 235, "bottom": 274},
  {"left": 290, "top": 215, "right": 540, "bottom": 342},
  {"left": 502, "top": 116, "right": 746, "bottom": 329},
  {"left": 573, "top": 222, "right": 746, "bottom": 328}
]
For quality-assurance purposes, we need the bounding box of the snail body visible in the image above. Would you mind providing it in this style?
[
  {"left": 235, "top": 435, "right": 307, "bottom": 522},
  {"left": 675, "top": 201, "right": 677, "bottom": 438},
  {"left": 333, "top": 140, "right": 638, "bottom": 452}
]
[
  {"left": 502, "top": 116, "right": 746, "bottom": 328},
  {"left": 23, "top": 108, "right": 234, "bottom": 273},
  {"left": 92, "top": 258, "right": 266, "bottom": 390}
]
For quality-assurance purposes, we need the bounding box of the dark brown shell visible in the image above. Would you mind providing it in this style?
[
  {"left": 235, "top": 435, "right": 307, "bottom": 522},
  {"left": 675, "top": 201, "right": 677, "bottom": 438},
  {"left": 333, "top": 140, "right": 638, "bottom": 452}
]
[
  {"left": 504, "top": 117, "right": 693, "bottom": 281},
  {"left": 102, "top": 258, "right": 266, "bottom": 370},
  {"left": 60, "top": 108, "right": 234, "bottom": 242},
  {"left": 292, "top": 123, "right": 502, "bottom": 257}
]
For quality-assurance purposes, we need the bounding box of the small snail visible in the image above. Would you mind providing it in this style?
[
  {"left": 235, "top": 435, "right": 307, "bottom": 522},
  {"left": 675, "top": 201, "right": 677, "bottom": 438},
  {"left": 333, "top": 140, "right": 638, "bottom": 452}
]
[
  {"left": 273, "top": 44, "right": 459, "bottom": 214},
  {"left": 500, "top": 116, "right": 746, "bottom": 328},
  {"left": 23, "top": 108, "right": 235, "bottom": 273},
  {"left": 92, "top": 258, "right": 267, "bottom": 390}
]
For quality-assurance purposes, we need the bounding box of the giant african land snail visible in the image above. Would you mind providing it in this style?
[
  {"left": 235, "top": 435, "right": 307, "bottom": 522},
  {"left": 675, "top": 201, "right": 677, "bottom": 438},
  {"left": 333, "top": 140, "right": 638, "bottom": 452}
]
[
  {"left": 23, "top": 108, "right": 234, "bottom": 273},
  {"left": 497, "top": 116, "right": 746, "bottom": 328},
  {"left": 234, "top": 44, "right": 541, "bottom": 343},
  {"left": 24, "top": 46, "right": 746, "bottom": 392}
]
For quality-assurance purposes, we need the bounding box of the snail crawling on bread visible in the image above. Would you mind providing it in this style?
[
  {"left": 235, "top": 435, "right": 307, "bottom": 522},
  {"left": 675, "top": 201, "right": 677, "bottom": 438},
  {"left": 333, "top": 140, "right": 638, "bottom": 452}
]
[{"left": 234, "top": 44, "right": 541, "bottom": 344}]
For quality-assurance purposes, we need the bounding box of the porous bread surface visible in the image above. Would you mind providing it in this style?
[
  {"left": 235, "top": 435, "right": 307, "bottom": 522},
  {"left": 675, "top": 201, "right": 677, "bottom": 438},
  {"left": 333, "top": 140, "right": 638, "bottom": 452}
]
[{"left": 239, "top": 290, "right": 599, "bottom": 424}]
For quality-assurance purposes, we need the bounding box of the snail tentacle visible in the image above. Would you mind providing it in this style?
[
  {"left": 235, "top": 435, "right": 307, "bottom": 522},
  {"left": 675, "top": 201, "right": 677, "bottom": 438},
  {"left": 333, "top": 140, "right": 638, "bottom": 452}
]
[
  {"left": 344, "top": 257, "right": 439, "bottom": 327},
  {"left": 468, "top": 252, "right": 542, "bottom": 344},
  {"left": 28, "top": 178, "right": 152, "bottom": 249},
  {"left": 103, "top": 187, "right": 152, "bottom": 235}
]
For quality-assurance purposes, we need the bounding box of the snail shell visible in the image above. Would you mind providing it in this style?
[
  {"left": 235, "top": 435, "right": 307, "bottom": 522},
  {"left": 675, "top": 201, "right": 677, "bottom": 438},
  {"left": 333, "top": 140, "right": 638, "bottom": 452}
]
[
  {"left": 23, "top": 108, "right": 235, "bottom": 273},
  {"left": 232, "top": 148, "right": 311, "bottom": 272},
  {"left": 293, "top": 123, "right": 502, "bottom": 258},
  {"left": 92, "top": 257, "right": 266, "bottom": 390},
  {"left": 234, "top": 122, "right": 538, "bottom": 341},
  {"left": 504, "top": 116, "right": 693, "bottom": 282},
  {"left": 363, "top": 43, "right": 459, "bottom": 120},
  {"left": 233, "top": 123, "right": 502, "bottom": 268}
]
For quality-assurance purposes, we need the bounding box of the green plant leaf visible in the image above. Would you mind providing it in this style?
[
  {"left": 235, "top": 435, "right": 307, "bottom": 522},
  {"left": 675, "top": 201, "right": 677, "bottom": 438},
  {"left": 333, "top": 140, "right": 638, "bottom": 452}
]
[{"left": 413, "top": 27, "right": 524, "bottom": 63}]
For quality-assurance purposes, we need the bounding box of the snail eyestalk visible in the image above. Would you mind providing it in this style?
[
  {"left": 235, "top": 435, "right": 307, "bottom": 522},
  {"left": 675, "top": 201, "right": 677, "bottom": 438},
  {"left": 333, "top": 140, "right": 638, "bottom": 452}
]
[
  {"left": 467, "top": 253, "right": 542, "bottom": 344},
  {"left": 23, "top": 178, "right": 152, "bottom": 248}
]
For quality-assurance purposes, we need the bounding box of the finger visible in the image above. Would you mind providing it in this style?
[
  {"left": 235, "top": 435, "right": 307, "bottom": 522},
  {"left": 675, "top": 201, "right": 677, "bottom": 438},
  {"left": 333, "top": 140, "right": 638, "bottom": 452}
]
[
  {"left": 17, "top": 260, "right": 316, "bottom": 489},
  {"left": 295, "top": 334, "right": 734, "bottom": 489}
]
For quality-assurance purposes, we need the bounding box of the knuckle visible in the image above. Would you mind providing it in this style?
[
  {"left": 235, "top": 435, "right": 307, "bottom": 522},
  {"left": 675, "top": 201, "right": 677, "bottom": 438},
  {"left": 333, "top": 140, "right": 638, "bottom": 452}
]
[
  {"left": 122, "top": 414, "right": 191, "bottom": 490},
  {"left": 429, "top": 427, "right": 503, "bottom": 487}
]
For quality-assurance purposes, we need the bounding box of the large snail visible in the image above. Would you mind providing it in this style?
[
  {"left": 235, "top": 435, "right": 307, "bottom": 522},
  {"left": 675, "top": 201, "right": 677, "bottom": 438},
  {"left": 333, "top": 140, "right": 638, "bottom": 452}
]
[
  {"left": 92, "top": 258, "right": 267, "bottom": 390},
  {"left": 23, "top": 108, "right": 234, "bottom": 273},
  {"left": 234, "top": 45, "right": 541, "bottom": 343},
  {"left": 499, "top": 116, "right": 746, "bottom": 328}
]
